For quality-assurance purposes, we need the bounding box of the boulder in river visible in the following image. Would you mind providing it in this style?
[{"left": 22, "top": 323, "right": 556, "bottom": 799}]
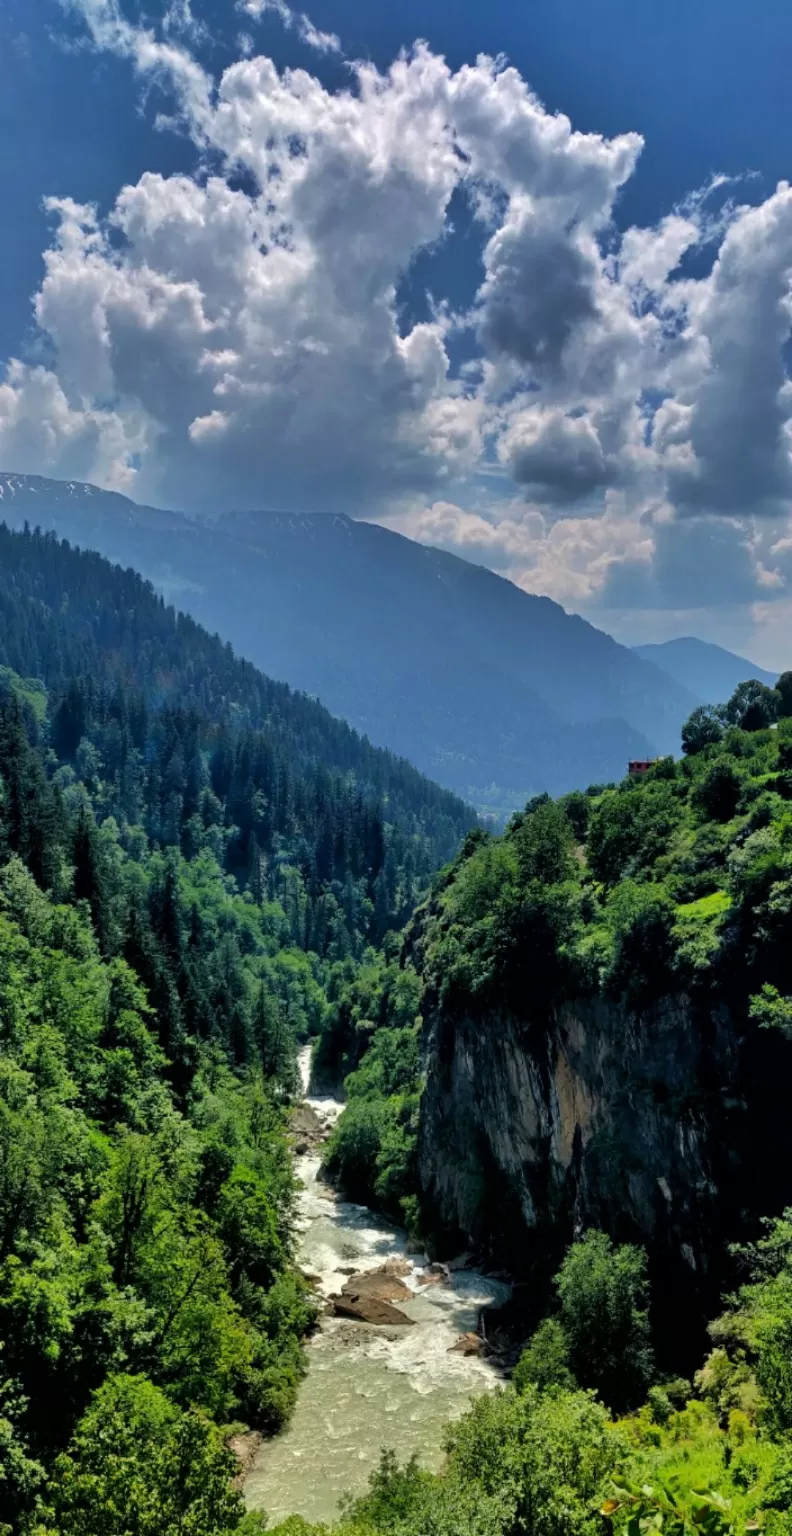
[
  {"left": 449, "top": 1332, "right": 486, "bottom": 1356},
  {"left": 329, "top": 1268, "right": 416, "bottom": 1325},
  {"left": 330, "top": 1292, "right": 415, "bottom": 1325},
  {"left": 228, "top": 1430, "right": 263, "bottom": 1486},
  {"left": 340, "top": 1269, "right": 413, "bottom": 1303},
  {"left": 417, "top": 1269, "right": 445, "bottom": 1289},
  {"left": 382, "top": 1257, "right": 412, "bottom": 1277}
]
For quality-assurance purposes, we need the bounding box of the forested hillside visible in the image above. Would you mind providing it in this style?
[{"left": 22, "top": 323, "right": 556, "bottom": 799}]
[
  {"left": 0, "top": 473, "right": 697, "bottom": 812},
  {"left": 297, "top": 674, "right": 792, "bottom": 1536},
  {"left": 0, "top": 523, "right": 472, "bottom": 939},
  {"left": 5, "top": 517, "right": 792, "bottom": 1536},
  {"left": 322, "top": 674, "right": 792, "bottom": 1329},
  {"left": 0, "top": 525, "right": 472, "bottom": 1534}
]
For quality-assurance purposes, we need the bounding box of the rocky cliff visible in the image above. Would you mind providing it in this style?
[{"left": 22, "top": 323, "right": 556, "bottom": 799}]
[{"left": 418, "top": 991, "right": 745, "bottom": 1351}]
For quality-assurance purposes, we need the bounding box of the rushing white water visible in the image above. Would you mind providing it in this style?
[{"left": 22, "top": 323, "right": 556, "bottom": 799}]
[{"left": 243, "top": 1046, "right": 510, "bottom": 1526}]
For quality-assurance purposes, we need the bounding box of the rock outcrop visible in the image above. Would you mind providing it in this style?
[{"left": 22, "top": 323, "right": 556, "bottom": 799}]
[{"left": 418, "top": 991, "right": 743, "bottom": 1349}]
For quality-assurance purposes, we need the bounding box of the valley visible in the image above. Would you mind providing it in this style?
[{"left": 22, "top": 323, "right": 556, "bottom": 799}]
[
  {"left": 244, "top": 1048, "right": 509, "bottom": 1524},
  {"left": 0, "top": 520, "right": 791, "bottom": 1536},
  {"left": 4, "top": 2, "right": 792, "bottom": 1531},
  {"left": 0, "top": 472, "right": 697, "bottom": 813}
]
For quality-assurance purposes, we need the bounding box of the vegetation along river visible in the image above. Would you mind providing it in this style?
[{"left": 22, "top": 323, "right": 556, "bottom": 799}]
[{"left": 244, "top": 1047, "right": 510, "bottom": 1525}]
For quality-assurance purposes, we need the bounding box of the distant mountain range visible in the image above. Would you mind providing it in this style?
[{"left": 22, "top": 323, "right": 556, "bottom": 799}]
[
  {"left": 632, "top": 637, "right": 779, "bottom": 704},
  {"left": 0, "top": 471, "right": 704, "bottom": 813}
]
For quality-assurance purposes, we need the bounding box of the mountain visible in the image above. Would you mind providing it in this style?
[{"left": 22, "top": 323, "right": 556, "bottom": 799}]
[
  {"left": 0, "top": 472, "right": 699, "bottom": 812},
  {"left": 0, "top": 521, "right": 473, "bottom": 924},
  {"left": 632, "top": 637, "right": 779, "bottom": 703}
]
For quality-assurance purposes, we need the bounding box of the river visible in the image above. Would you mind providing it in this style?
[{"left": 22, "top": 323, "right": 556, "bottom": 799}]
[{"left": 243, "top": 1046, "right": 510, "bottom": 1526}]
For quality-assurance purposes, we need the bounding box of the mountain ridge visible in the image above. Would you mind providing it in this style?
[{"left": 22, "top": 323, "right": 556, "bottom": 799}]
[
  {"left": 632, "top": 636, "right": 778, "bottom": 701},
  {"left": 0, "top": 470, "right": 699, "bottom": 812}
]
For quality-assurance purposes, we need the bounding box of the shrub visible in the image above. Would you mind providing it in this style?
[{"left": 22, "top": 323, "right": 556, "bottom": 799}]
[{"left": 447, "top": 1384, "right": 622, "bottom": 1536}]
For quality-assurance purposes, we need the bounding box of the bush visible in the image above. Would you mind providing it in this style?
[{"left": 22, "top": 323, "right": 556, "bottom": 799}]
[{"left": 447, "top": 1384, "right": 622, "bottom": 1536}]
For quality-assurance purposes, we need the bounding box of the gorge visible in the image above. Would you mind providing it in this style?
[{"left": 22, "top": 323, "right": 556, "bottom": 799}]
[
  {"left": 1, "top": 521, "right": 791, "bottom": 1536},
  {"left": 244, "top": 1048, "right": 510, "bottom": 1524}
]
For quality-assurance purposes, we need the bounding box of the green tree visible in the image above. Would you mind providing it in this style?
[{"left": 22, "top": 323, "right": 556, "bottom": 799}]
[
  {"left": 749, "top": 984, "right": 792, "bottom": 1039},
  {"left": 72, "top": 805, "right": 110, "bottom": 953},
  {"left": 716, "top": 1211, "right": 792, "bottom": 1436},
  {"left": 724, "top": 681, "right": 780, "bottom": 732},
  {"left": 587, "top": 785, "right": 678, "bottom": 887},
  {"left": 447, "top": 1383, "right": 622, "bottom": 1536},
  {"left": 254, "top": 985, "right": 297, "bottom": 1095},
  {"left": 42, "top": 1373, "right": 246, "bottom": 1536},
  {"left": 681, "top": 705, "right": 725, "bottom": 756},
  {"left": 692, "top": 760, "right": 742, "bottom": 823},
  {"left": 776, "top": 671, "right": 792, "bottom": 719},
  {"left": 604, "top": 882, "right": 678, "bottom": 1008},
  {"left": 0, "top": 1374, "right": 44, "bottom": 1534},
  {"left": 555, "top": 1232, "right": 654, "bottom": 1413},
  {"left": 513, "top": 1318, "right": 575, "bottom": 1394}
]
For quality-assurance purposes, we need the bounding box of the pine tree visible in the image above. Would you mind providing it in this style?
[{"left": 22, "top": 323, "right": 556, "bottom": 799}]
[
  {"left": 72, "top": 803, "right": 110, "bottom": 952},
  {"left": 254, "top": 984, "right": 296, "bottom": 1093},
  {"left": 247, "top": 831, "right": 264, "bottom": 904}
]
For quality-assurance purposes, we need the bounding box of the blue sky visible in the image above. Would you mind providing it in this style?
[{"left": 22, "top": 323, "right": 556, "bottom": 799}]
[{"left": 2, "top": 0, "right": 792, "bottom": 663}]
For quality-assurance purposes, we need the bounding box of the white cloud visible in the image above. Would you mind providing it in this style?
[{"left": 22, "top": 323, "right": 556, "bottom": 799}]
[
  {"left": 239, "top": 0, "right": 341, "bottom": 54},
  {"left": 385, "top": 494, "right": 654, "bottom": 609},
  {"left": 1, "top": 1, "right": 792, "bottom": 656},
  {"left": 63, "top": 0, "right": 215, "bottom": 135},
  {"left": 0, "top": 359, "right": 149, "bottom": 490},
  {"left": 657, "top": 184, "right": 792, "bottom": 518}
]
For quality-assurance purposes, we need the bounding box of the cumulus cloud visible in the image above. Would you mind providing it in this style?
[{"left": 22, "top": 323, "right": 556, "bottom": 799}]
[
  {"left": 0, "top": 359, "right": 149, "bottom": 489},
  {"left": 658, "top": 185, "right": 792, "bottom": 519},
  {"left": 1, "top": 0, "right": 792, "bottom": 651},
  {"left": 499, "top": 408, "right": 612, "bottom": 501},
  {"left": 392, "top": 495, "right": 654, "bottom": 607}
]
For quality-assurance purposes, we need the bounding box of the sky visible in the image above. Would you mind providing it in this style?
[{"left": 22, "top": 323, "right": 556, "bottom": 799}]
[{"left": 2, "top": 1, "right": 792, "bottom": 665}]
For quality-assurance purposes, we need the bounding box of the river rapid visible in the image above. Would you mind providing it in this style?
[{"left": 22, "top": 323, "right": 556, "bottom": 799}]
[{"left": 243, "top": 1046, "right": 510, "bottom": 1526}]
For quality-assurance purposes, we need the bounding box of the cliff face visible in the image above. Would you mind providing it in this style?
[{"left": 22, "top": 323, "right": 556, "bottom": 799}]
[{"left": 419, "top": 993, "right": 742, "bottom": 1339}]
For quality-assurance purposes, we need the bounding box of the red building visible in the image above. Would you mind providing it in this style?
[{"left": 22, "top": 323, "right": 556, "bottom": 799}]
[{"left": 628, "top": 759, "right": 656, "bottom": 775}]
